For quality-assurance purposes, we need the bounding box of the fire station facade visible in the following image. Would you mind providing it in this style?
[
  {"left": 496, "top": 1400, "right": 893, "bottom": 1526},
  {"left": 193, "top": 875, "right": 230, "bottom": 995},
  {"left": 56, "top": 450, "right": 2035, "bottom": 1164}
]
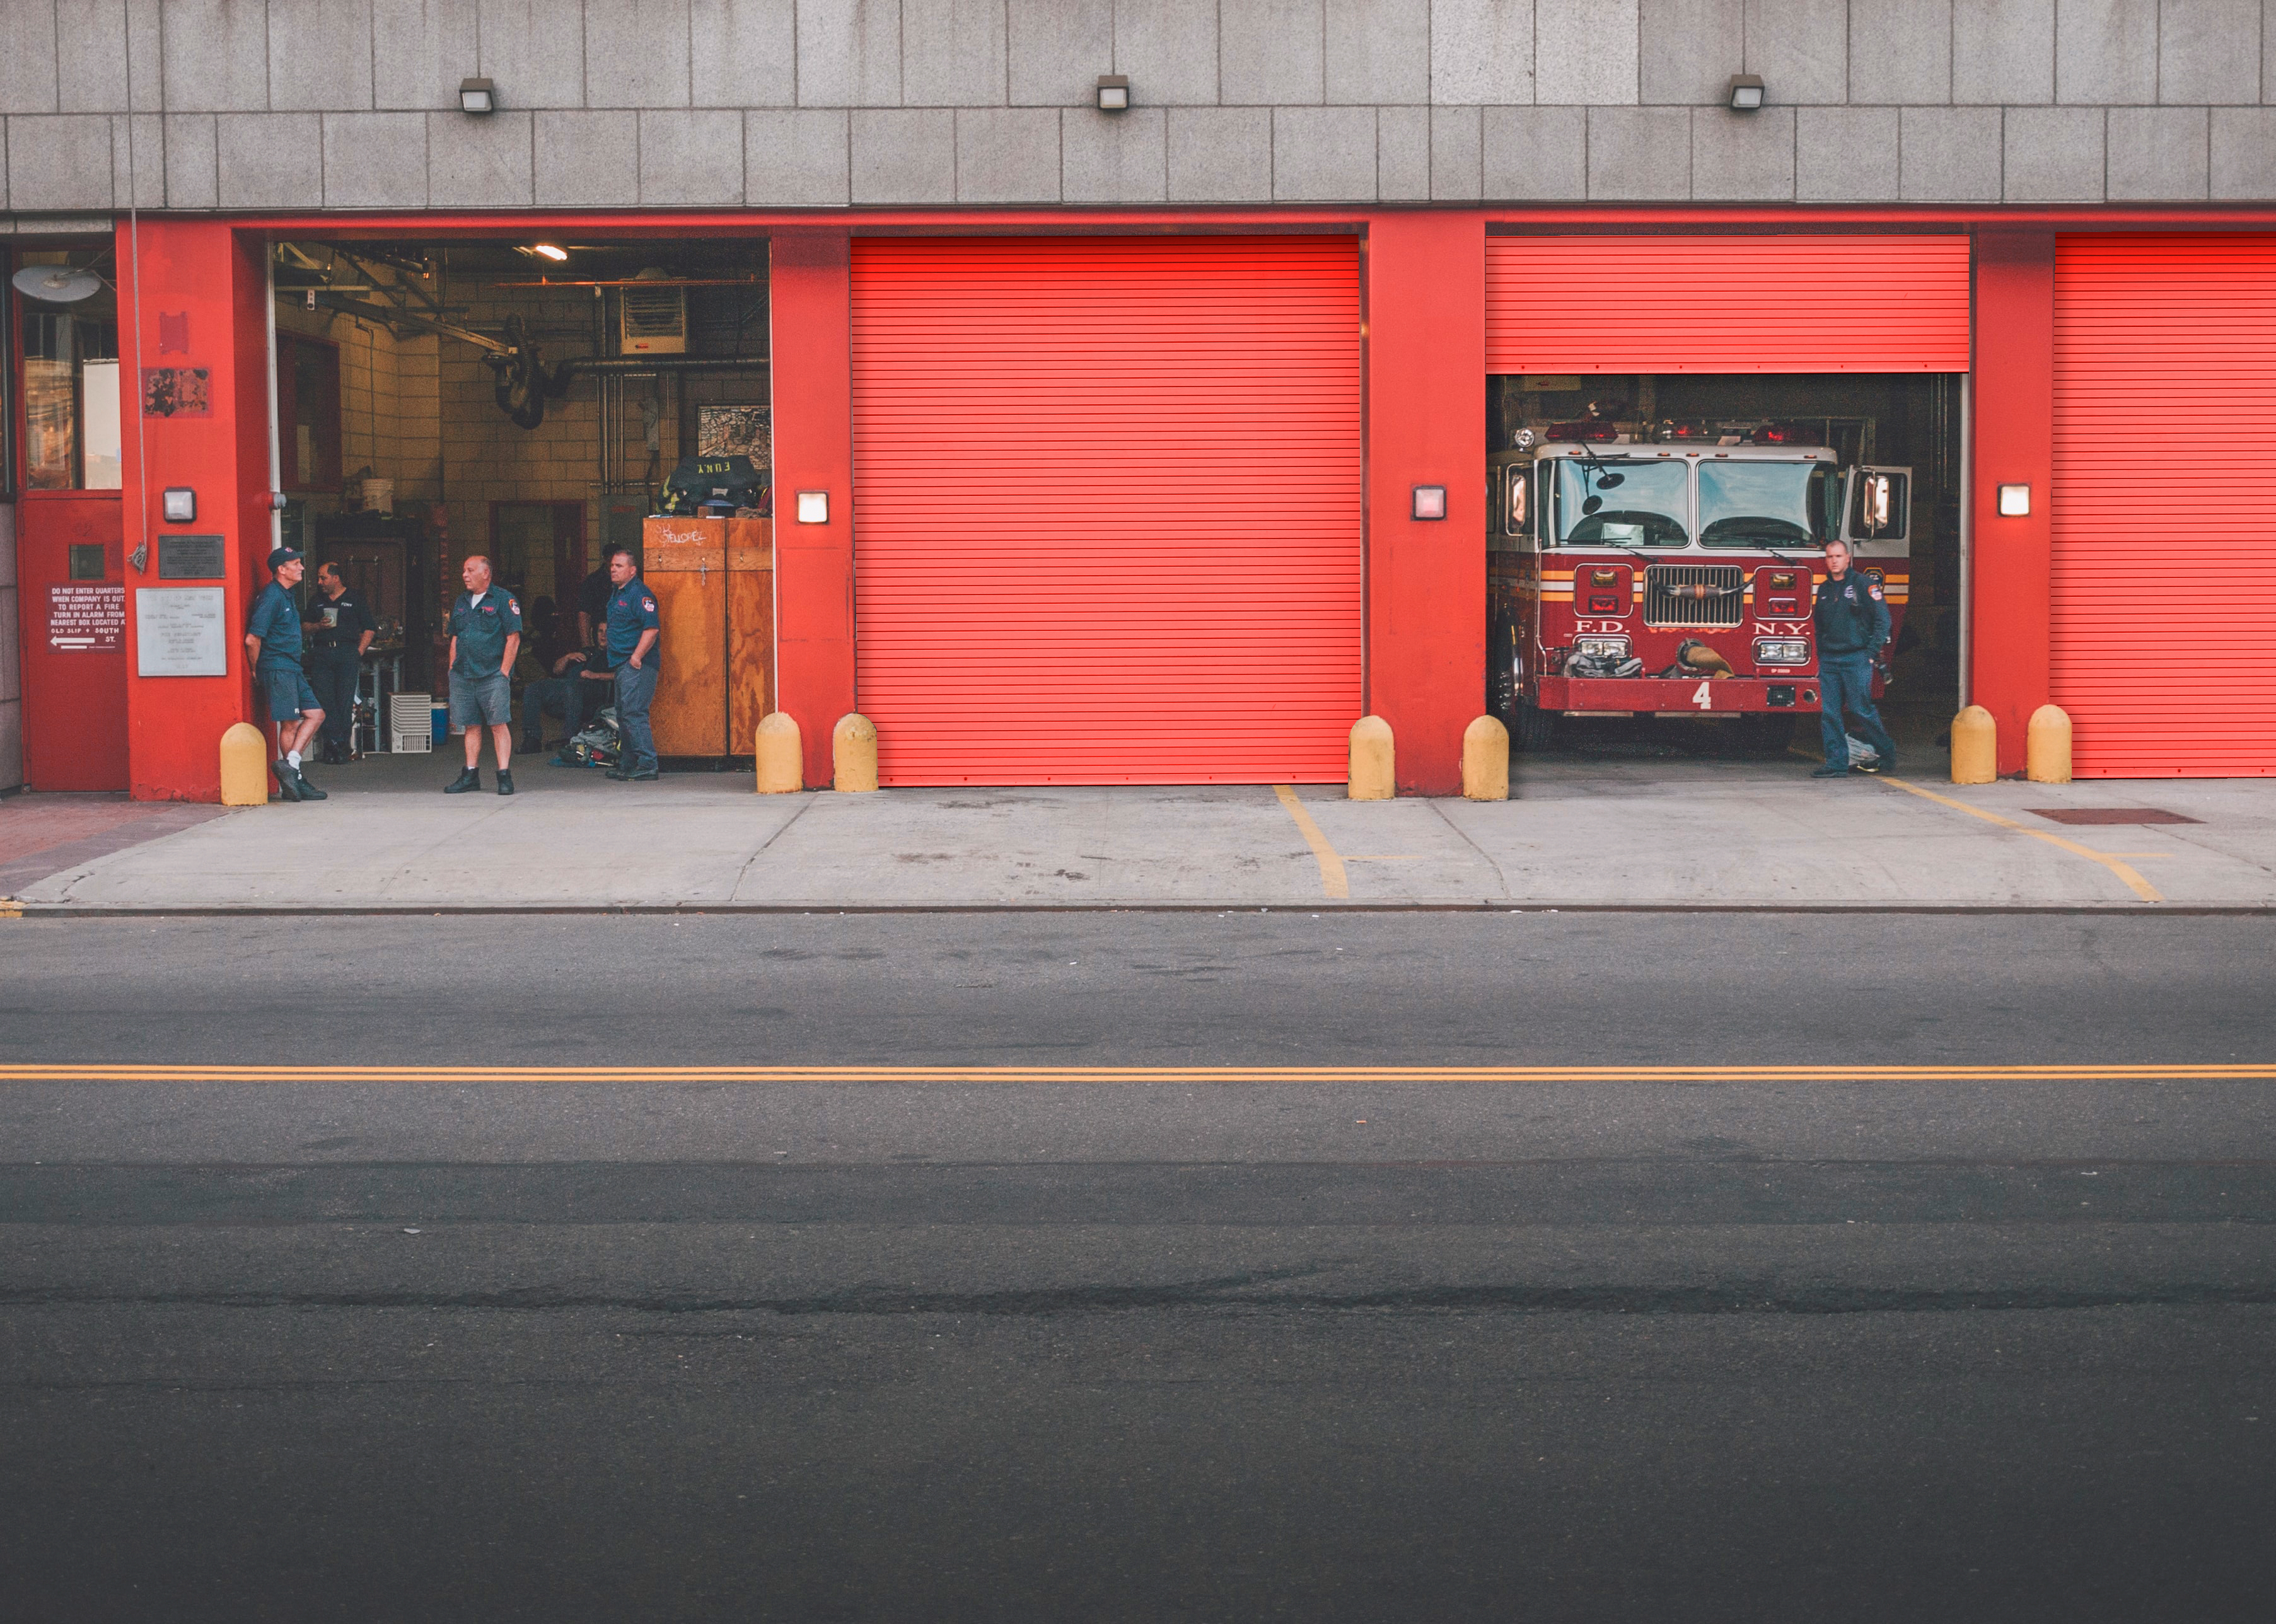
[{"left": 5, "top": 0, "right": 2276, "bottom": 799}]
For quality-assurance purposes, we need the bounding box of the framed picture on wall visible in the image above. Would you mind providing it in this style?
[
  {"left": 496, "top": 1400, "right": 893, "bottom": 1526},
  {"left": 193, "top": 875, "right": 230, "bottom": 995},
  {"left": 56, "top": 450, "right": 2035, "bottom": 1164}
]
[{"left": 697, "top": 405, "right": 770, "bottom": 468}]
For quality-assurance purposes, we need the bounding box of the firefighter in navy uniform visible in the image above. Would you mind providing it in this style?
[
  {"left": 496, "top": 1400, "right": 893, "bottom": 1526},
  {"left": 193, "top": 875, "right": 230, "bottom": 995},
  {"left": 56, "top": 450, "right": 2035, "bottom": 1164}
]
[
  {"left": 601, "top": 545, "right": 662, "bottom": 782},
  {"left": 1810, "top": 536, "right": 1900, "bottom": 779}
]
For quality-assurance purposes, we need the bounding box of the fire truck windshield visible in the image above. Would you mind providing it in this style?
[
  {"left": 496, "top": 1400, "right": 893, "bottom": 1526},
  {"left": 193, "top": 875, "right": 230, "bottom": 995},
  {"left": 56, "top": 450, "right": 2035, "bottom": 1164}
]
[
  {"left": 1696, "top": 460, "right": 1837, "bottom": 549},
  {"left": 1551, "top": 458, "right": 1688, "bottom": 547}
]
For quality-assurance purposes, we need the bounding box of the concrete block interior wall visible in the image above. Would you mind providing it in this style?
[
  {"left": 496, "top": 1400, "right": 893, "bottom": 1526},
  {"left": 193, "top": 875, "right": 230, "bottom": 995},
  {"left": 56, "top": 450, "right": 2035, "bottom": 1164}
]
[{"left": 0, "top": 1, "right": 2268, "bottom": 210}]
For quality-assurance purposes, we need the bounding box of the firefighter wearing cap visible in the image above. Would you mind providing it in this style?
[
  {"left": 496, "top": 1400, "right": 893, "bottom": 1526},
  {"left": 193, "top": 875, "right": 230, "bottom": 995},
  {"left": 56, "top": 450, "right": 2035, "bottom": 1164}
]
[
  {"left": 243, "top": 548, "right": 328, "bottom": 802},
  {"left": 1811, "top": 536, "right": 1899, "bottom": 779}
]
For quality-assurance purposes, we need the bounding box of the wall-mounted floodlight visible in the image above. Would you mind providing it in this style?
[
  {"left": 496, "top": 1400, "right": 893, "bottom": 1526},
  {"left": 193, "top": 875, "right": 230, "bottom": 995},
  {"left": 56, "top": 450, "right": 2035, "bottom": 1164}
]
[
  {"left": 531, "top": 243, "right": 568, "bottom": 262},
  {"left": 796, "top": 490, "right": 830, "bottom": 525},
  {"left": 1726, "top": 74, "right": 1765, "bottom": 112},
  {"left": 162, "top": 488, "right": 197, "bottom": 523},
  {"left": 1997, "top": 484, "right": 2031, "bottom": 516},
  {"left": 459, "top": 76, "right": 497, "bottom": 115},
  {"left": 1412, "top": 485, "right": 1448, "bottom": 521},
  {"left": 1096, "top": 74, "right": 1130, "bottom": 112}
]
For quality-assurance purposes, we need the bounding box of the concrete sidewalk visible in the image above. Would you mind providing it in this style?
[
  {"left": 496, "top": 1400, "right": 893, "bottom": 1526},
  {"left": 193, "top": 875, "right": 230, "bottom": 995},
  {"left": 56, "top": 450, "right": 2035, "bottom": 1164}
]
[{"left": 8, "top": 743, "right": 2275, "bottom": 911}]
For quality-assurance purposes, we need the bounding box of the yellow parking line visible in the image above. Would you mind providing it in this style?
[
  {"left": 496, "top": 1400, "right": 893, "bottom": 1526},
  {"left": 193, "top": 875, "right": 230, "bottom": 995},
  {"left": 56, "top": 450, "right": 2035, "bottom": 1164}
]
[
  {"left": 1881, "top": 777, "right": 2163, "bottom": 903},
  {"left": 1274, "top": 784, "right": 1349, "bottom": 900},
  {"left": 0, "top": 1064, "right": 2270, "bottom": 1084}
]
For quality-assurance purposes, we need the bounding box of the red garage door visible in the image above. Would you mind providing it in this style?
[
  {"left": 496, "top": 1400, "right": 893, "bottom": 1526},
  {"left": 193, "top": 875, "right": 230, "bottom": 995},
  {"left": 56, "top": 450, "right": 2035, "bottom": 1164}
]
[
  {"left": 1486, "top": 235, "right": 1971, "bottom": 373},
  {"left": 2053, "top": 235, "right": 2276, "bottom": 777},
  {"left": 850, "top": 236, "right": 1361, "bottom": 785}
]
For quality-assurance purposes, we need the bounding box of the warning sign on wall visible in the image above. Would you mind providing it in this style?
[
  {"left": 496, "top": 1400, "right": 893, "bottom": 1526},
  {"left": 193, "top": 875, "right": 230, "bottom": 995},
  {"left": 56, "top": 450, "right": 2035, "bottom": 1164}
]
[{"left": 48, "top": 584, "right": 125, "bottom": 652}]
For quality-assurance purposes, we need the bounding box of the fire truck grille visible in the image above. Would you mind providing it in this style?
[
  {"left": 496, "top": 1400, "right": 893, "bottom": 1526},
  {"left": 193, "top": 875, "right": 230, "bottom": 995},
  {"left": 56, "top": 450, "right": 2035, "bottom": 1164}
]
[{"left": 1644, "top": 564, "right": 1746, "bottom": 629}]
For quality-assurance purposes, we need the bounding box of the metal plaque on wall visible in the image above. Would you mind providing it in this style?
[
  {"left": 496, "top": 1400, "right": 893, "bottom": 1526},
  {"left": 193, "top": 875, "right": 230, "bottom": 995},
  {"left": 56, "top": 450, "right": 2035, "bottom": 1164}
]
[
  {"left": 135, "top": 588, "right": 229, "bottom": 676},
  {"left": 158, "top": 535, "right": 226, "bottom": 579}
]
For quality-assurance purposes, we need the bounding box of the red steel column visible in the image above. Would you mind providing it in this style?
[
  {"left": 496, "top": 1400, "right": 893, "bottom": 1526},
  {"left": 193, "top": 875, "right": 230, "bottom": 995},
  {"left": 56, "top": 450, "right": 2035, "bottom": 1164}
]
[
  {"left": 1365, "top": 212, "right": 1486, "bottom": 795},
  {"left": 1970, "top": 230, "right": 2055, "bottom": 776},
  {"left": 770, "top": 230, "right": 857, "bottom": 787},
  {"left": 119, "top": 219, "right": 271, "bottom": 801}
]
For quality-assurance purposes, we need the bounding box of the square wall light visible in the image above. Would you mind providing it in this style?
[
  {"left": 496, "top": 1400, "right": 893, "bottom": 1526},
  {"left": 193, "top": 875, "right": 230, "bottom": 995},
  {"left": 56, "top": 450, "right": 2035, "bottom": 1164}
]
[
  {"left": 458, "top": 76, "right": 497, "bottom": 115},
  {"left": 161, "top": 487, "right": 195, "bottom": 523},
  {"left": 1096, "top": 74, "right": 1130, "bottom": 111},
  {"left": 1997, "top": 483, "right": 2031, "bottom": 516},
  {"left": 1412, "top": 484, "right": 1448, "bottom": 521},
  {"left": 796, "top": 490, "right": 830, "bottom": 525}
]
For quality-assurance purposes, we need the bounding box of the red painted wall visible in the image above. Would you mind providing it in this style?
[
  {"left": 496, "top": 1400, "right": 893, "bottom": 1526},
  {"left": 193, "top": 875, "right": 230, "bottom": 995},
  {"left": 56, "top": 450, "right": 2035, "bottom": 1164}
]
[
  {"left": 1970, "top": 231, "right": 2055, "bottom": 776},
  {"left": 119, "top": 219, "right": 269, "bottom": 801},
  {"left": 769, "top": 231, "right": 857, "bottom": 789},
  {"left": 1364, "top": 212, "right": 1487, "bottom": 795}
]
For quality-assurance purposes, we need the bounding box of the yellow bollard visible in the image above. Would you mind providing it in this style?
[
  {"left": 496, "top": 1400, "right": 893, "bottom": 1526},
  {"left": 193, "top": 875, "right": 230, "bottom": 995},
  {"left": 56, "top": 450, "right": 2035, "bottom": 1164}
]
[
  {"left": 755, "top": 712, "right": 803, "bottom": 793},
  {"left": 1949, "top": 705, "right": 1997, "bottom": 786},
  {"left": 1348, "top": 715, "right": 1394, "bottom": 800},
  {"left": 219, "top": 722, "right": 270, "bottom": 806},
  {"left": 2027, "top": 703, "right": 2073, "bottom": 784},
  {"left": 832, "top": 712, "right": 879, "bottom": 792},
  {"left": 1461, "top": 715, "right": 1509, "bottom": 801}
]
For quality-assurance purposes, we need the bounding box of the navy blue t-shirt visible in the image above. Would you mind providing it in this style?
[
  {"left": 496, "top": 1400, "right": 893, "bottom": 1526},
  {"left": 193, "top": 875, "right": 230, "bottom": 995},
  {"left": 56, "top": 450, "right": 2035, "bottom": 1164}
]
[
  {"left": 247, "top": 581, "right": 303, "bottom": 670},
  {"left": 448, "top": 585, "right": 523, "bottom": 676},
  {"left": 605, "top": 576, "right": 660, "bottom": 669}
]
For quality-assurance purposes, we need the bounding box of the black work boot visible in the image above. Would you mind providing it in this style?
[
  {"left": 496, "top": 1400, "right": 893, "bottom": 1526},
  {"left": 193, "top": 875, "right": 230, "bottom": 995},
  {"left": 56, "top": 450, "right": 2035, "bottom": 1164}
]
[
  {"left": 270, "top": 758, "right": 302, "bottom": 803},
  {"left": 444, "top": 767, "right": 482, "bottom": 794},
  {"left": 290, "top": 763, "right": 327, "bottom": 801},
  {"left": 496, "top": 770, "right": 516, "bottom": 796}
]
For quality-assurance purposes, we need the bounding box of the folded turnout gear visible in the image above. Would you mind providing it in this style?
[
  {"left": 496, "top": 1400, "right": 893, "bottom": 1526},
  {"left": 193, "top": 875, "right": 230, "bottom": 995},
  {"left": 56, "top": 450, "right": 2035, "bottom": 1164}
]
[{"left": 658, "top": 455, "right": 770, "bottom": 517}]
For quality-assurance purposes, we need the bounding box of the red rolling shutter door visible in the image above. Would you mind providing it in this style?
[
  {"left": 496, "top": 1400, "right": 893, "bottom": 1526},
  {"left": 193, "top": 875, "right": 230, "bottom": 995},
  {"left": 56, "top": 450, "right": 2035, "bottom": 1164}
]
[
  {"left": 850, "top": 236, "right": 1361, "bottom": 786},
  {"left": 1485, "top": 235, "right": 1971, "bottom": 373},
  {"left": 2052, "top": 235, "right": 2276, "bottom": 777}
]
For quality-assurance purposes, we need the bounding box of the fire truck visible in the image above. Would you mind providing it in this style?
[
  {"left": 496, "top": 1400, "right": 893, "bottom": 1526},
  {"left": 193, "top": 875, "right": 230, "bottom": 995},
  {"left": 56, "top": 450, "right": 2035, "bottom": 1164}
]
[{"left": 1486, "top": 421, "right": 1911, "bottom": 750}]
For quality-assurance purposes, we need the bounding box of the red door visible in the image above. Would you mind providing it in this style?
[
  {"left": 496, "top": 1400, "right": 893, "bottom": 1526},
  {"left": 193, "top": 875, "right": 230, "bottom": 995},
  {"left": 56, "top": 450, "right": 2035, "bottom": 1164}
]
[
  {"left": 850, "top": 235, "right": 1363, "bottom": 786},
  {"left": 15, "top": 493, "right": 128, "bottom": 791}
]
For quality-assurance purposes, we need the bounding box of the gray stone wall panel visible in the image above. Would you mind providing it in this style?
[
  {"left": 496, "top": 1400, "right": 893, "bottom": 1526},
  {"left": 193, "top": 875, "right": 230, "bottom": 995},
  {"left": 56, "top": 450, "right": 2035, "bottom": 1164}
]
[
  {"left": 851, "top": 105, "right": 954, "bottom": 197},
  {"left": 2106, "top": 104, "right": 2207, "bottom": 198},
  {"left": 429, "top": 107, "right": 534, "bottom": 204},
  {"left": 1743, "top": 0, "right": 1847, "bottom": 105},
  {"left": 1274, "top": 103, "right": 1375, "bottom": 197},
  {"left": 1428, "top": 102, "right": 1482, "bottom": 195},
  {"left": 1009, "top": 0, "right": 1112, "bottom": 105},
  {"left": 2055, "top": 0, "right": 2155, "bottom": 104},
  {"left": 1376, "top": 102, "right": 1430, "bottom": 193},
  {"left": 2159, "top": 0, "right": 2258, "bottom": 106},
  {"left": 270, "top": 0, "right": 376, "bottom": 112},
  {"left": 1639, "top": 0, "right": 1742, "bottom": 106},
  {"left": 478, "top": 0, "right": 589, "bottom": 108},
  {"left": 1953, "top": 0, "right": 2053, "bottom": 104},
  {"left": 798, "top": 0, "right": 902, "bottom": 106},
  {"left": 322, "top": 110, "right": 427, "bottom": 205},
  {"left": 1586, "top": 105, "right": 1689, "bottom": 197},
  {"left": 1796, "top": 103, "right": 1895, "bottom": 198},
  {"left": 747, "top": 107, "right": 851, "bottom": 200},
  {"left": 1115, "top": 0, "right": 1221, "bottom": 106},
  {"left": 4, "top": 2, "right": 59, "bottom": 114},
  {"left": 162, "top": 0, "right": 272, "bottom": 113},
  {"left": 164, "top": 112, "right": 221, "bottom": 206},
  {"left": 1326, "top": 0, "right": 1430, "bottom": 105},
  {"left": 1847, "top": 0, "right": 1949, "bottom": 105},
  {"left": 637, "top": 108, "right": 743, "bottom": 201},
  {"left": 905, "top": 0, "right": 1010, "bottom": 107},
  {"left": 586, "top": 0, "right": 695, "bottom": 110},
  {"left": 1166, "top": 105, "right": 1270, "bottom": 198},
  {"left": 1431, "top": 0, "right": 1533, "bottom": 107},
  {"left": 1692, "top": 103, "right": 1794, "bottom": 197},
  {"left": 2003, "top": 103, "right": 2103, "bottom": 198},
  {"left": 115, "top": 112, "right": 165, "bottom": 206},
  {"left": 7, "top": 115, "right": 108, "bottom": 209},
  {"left": 2212, "top": 105, "right": 2276, "bottom": 196},
  {"left": 955, "top": 106, "right": 1058, "bottom": 199},
  {"left": 1224, "top": 0, "right": 1326, "bottom": 105},
  {"left": 1062, "top": 105, "right": 1168, "bottom": 199},
  {"left": 372, "top": 0, "right": 480, "bottom": 112},
  {"left": 1898, "top": 104, "right": 2000, "bottom": 199},
  {"left": 57, "top": 0, "right": 165, "bottom": 113},
  {"left": 1535, "top": 0, "right": 1639, "bottom": 105},
  {"left": 1482, "top": 102, "right": 1585, "bottom": 196},
  {"left": 692, "top": 0, "right": 798, "bottom": 107},
  {"left": 218, "top": 111, "right": 325, "bottom": 205},
  {"left": 533, "top": 109, "right": 639, "bottom": 202}
]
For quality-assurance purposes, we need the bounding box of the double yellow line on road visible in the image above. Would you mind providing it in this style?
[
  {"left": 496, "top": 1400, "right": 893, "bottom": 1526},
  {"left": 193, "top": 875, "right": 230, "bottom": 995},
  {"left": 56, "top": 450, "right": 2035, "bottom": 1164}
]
[{"left": 2, "top": 1064, "right": 2272, "bottom": 1084}]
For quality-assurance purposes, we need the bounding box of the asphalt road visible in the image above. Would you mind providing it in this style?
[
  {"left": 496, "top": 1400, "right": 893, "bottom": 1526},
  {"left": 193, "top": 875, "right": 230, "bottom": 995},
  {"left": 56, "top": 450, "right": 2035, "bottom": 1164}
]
[{"left": 2, "top": 913, "right": 2272, "bottom": 1622}]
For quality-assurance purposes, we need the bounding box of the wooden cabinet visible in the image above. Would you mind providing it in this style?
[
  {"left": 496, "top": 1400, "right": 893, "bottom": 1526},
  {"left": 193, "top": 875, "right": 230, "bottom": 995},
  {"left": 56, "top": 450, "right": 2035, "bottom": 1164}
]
[{"left": 643, "top": 516, "right": 774, "bottom": 759}]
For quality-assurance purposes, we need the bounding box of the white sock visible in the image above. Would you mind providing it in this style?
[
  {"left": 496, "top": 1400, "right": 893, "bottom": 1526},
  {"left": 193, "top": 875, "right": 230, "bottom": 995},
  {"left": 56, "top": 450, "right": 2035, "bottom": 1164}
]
[{"left": 286, "top": 750, "right": 302, "bottom": 768}]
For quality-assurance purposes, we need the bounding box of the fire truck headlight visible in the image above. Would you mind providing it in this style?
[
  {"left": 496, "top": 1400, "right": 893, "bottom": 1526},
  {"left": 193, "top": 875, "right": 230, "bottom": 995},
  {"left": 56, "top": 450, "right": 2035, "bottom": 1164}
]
[
  {"left": 1574, "top": 635, "right": 1630, "bottom": 659},
  {"left": 1753, "top": 637, "right": 1809, "bottom": 665}
]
